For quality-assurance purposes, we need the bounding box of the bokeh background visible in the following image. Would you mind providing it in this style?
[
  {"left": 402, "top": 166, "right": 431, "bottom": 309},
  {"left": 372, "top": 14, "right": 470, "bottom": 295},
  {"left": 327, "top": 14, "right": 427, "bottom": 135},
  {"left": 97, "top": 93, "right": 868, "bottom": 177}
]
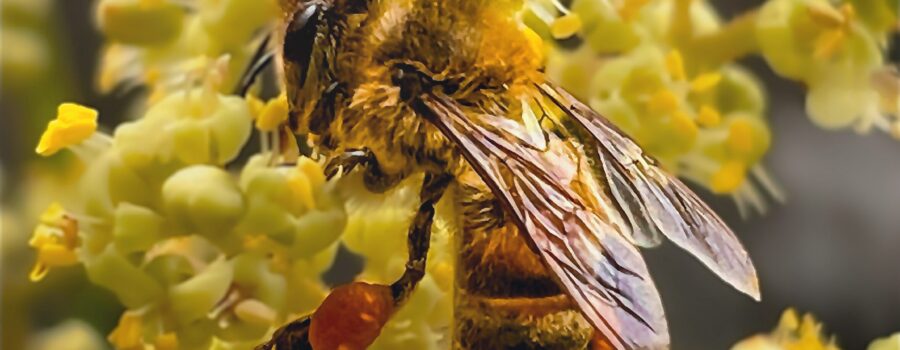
[{"left": 1, "top": 0, "right": 897, "bottom": 349}]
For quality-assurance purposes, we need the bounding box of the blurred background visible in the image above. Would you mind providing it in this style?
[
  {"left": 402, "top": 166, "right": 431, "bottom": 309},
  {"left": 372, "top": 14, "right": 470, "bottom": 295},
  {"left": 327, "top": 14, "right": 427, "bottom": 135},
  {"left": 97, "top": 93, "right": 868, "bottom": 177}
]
[{"left": 1, "top": 0, "right": 898, "bottom": 349}]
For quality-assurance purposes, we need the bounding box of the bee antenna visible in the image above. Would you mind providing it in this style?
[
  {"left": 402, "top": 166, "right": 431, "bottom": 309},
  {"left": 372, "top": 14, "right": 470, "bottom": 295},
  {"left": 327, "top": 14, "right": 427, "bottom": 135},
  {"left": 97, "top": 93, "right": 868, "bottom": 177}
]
[{"left": 234, "top": 34, "right": 274, "bottom": 96}]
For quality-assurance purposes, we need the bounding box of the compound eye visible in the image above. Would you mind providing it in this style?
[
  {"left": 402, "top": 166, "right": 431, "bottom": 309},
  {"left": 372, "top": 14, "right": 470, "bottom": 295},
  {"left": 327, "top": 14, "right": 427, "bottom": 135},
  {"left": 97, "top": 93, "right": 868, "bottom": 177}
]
[{"left": 283, "top": 4, "right": 321, "bottom": 85}]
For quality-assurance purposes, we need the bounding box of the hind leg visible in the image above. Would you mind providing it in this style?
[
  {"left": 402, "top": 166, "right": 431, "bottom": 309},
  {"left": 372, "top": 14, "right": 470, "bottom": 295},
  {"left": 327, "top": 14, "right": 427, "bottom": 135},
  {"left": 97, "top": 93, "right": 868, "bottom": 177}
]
[{"left": 257, "top": 173, "right": 452, "bottom": 349}]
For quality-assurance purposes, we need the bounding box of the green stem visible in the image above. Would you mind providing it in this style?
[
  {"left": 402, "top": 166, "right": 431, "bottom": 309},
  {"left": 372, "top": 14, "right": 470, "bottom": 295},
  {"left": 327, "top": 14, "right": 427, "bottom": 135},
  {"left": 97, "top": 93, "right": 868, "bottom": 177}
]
[{"left": 684, "top": 9, "right": 761, "bottom": 70}]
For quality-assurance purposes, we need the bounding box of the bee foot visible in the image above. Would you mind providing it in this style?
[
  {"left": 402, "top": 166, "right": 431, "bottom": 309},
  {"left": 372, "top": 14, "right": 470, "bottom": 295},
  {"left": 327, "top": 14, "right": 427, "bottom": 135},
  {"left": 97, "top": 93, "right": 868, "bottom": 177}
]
[{"left": 324, "top": 149, "right": 371, "bottom": 180}]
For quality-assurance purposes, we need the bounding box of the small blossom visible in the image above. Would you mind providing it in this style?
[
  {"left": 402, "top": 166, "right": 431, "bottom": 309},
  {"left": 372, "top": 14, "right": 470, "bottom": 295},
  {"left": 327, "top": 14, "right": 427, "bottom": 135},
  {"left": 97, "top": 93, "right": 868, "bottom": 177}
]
[
  {"left": 697, "top": 105, "right": 722, "bottom": 127},
  {"left": 255, "top": 93, "right": 289, "bottom": 132},
  {"left": 162, "top": 165, "right": 245, "bottom": 238},
  {"left": 711, "top": 161, "right": 747, "bottom": 194},
  {"left": 665, "top": 50, "right": 687, "bottom": 81},
  {"left": 733, "top": 309, "right": 840, "bottom": 350},
  {"left": 36, "top": 103, "right": 99, "bottom": 156},
  {"left": 29, "top": 202, "right": 80, "bottom": 281},
  {"left": 107, "top": 311, "right": 145, "bottom": 350},
  {"left": 550, "top": 14, "right": 583, "bottom": 39},
  {"left": 690, "top": 72, "right": 723, "bottom": 93}
]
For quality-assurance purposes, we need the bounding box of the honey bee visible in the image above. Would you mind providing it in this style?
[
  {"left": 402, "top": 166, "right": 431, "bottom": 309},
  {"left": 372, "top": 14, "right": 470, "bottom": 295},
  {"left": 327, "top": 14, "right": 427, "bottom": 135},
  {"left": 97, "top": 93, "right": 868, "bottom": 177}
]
[{"left": 254, "top": 0, "right": 760, "bottom": 349}]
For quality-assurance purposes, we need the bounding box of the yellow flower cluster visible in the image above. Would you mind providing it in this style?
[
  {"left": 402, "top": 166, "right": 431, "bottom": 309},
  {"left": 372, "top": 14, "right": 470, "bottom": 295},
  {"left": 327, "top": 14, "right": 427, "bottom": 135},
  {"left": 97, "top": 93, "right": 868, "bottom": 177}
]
[
  {"left": 95, "top": 0, "right": 279, "bottom": 102},
  {"left": 733, "top": 309, "right": 900, "bottom": 350},
  {"left": 28, "top": 202, "right": 80, "bottom": 281},
  {"left": 30, "top": 68, "right": 349, "bottom": 348},
  {"left": 757, "top": 0, "right": 897, "bottom": 134},
  {"left": 527, "top": 0, "right": 783, "bottom": 214},
  {"left": 527, "top": 0, "right": 897, "bottom": 212},
  {"left": 733, "top": 309, "right": 840, "bottom": 350},
  {"left": 35, "top": 104, "right": 99, "bottom": 154}
]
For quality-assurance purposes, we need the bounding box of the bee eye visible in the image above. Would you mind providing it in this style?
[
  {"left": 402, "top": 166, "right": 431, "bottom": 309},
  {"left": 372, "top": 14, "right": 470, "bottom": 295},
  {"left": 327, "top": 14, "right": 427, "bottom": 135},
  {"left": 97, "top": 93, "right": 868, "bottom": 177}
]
[{"left": 283, "top": 4, "right": 321, "bottom": 81}]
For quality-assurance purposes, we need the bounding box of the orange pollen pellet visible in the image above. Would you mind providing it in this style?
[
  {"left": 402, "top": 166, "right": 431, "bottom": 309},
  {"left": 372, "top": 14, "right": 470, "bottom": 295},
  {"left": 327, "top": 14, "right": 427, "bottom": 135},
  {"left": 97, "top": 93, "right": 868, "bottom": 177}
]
[{"left": 309, "top": 282, "right": 394, "bottom": 350}]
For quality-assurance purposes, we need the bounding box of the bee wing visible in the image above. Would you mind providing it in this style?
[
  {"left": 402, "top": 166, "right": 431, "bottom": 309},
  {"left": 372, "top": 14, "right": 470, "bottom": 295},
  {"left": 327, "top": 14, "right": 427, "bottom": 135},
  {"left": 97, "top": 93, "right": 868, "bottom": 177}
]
[
  {"left": 416, "top": 93, "right": 669, "bottom": 350},
  {"left": 538, "top": 83, "right": 760, "bottom": 301}
]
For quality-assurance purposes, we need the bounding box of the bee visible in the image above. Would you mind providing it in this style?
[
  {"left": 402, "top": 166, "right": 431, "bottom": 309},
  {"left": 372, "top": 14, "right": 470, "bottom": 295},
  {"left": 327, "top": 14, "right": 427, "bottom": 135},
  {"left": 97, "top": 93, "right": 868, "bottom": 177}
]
[{"left": 253, "top": 0, "right": 760, "bottom": 349}]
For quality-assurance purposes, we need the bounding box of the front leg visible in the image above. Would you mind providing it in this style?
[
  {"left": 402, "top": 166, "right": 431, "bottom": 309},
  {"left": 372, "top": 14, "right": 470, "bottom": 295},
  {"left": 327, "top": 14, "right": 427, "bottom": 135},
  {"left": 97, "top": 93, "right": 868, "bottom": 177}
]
[
  {"left": 324, "top": 148, "right": 405, "bottom": 193},
  {"left": 258, "top": 173, "right": 452, "bottom": 349},
  {"left": 391, "top": 173, "right": 452, "bottom": 304}
]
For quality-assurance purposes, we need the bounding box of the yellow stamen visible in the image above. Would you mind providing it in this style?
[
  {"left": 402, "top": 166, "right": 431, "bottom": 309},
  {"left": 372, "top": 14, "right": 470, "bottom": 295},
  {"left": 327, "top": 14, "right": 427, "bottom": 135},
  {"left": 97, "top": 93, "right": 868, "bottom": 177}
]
[
  {"left": 665, "top": 50, "right": 687, "bottom": 81},
  {"left": 710, "top": 161, "right": 746, "bottom": 194},
  {"left": 648, "top": 90, "right": 680, "bottom": 114},
  {"left": 39, "top": 202, "right": 67, "bottom": 225},
  {"left": 807, "top": 3, "right": 854, "bottom": 28},
  {"left": 36, "top": 244, "right": 79, "bottom": 267},
  {"left": 154, "top": 333, "right": 179, "bottom": 350},
  {"left": 807, "top": 4, "right": 844, "bottom": 27},
  {"left": 246, "top": 93, "right": 265, "bottom": 119},
  {"left": 690, "top": 73, "right": 723, "bottom": 93},
  {"left": 29, "top": 203, "right": 80, "bottom": 282},
  {"left": 36, "top": 103, "right": 99, "bottom": 156},
  {"left": 727, "top": 119, "right": 756, "bottom": 155},
  {"left": 671, "top": 110, "right": 699, "bottom": 140},
  {"left": 256, "top": 94, "right": 289, "bottom": 131},
  {"left": 619, "top": 0, "right": 651, "bottom": 21},
  {"left": 697, "top": 105, "right": 722, "bottom": 127},
  {"left": 808, "top": 3, "right": 855, "bottom": 60},
  {"left": 778, "top": 308, "right": 800, "bottom": 331},
  {"left": 550, "top": 14, "right": 582, "bottom": 39},
  {"left": 29, "top": 263, "right": 50, "bottom": 282},
  {"left": 108, "top": 312, "right": 144, "bottom": 350},
  {"left": 813, "top": 29, "right": 846, "bottom": 59}
]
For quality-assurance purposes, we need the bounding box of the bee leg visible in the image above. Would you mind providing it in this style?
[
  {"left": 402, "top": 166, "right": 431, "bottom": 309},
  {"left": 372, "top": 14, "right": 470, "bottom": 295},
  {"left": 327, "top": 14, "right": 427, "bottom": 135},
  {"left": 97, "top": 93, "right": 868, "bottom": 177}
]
[
  {"left": 255, "top": 315, "right": 312, "bottom": 350},
  {"left": 235, "top": 34, "right": 274, "bottom": 96},
  {"left": 391, "top": 172, "right": 452, "bottom": 304},
  {"left": 257, "top": 174, "right": 451, "bottom": 350},
  {"left": 323, "top": 148, "right": 404, "bottom": 193}
]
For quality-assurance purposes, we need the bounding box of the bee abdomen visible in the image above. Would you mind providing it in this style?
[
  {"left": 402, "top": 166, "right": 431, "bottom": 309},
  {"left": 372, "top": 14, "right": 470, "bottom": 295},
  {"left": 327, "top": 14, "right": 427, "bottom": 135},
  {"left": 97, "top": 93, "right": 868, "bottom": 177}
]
[
  {"left": 454, "top": 293, "right": 593, "bottom": 350},
  {"left": 454, "top": 183, "right": 593, "bottom": 349}
]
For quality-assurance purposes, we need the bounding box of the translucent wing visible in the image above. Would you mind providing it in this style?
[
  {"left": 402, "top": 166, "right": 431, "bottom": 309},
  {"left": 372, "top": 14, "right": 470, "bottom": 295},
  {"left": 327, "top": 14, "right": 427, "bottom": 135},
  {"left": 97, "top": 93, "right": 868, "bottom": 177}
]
[
  {"left": 538, "top": 83, "right": 760, "bottom": 301},
  {"left": 415, "top": 93, "right": 669, "bottom": 350}
]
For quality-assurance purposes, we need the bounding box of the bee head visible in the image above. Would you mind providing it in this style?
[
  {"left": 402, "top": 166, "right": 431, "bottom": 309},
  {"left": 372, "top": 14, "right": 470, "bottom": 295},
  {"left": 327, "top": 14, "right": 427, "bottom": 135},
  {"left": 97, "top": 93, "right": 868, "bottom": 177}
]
[
  {"left": 282, "top": 0, "right": 369, "bottom": 84},
  {"left": 282, "top": 0, "right": 369, "bottom": 132}
]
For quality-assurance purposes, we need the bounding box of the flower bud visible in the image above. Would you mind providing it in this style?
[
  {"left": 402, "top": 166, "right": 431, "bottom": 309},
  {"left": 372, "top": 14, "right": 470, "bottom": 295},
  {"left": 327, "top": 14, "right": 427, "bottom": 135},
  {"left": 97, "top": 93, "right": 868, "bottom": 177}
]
[
  {"left": 162, "top": 165, "right": 245, "bottom": 236},
  {"left": 169, "top": 258, "right": 234, "bottom": 325},
  {"left": 113, "top": 202, "right": 164, "bottom": 254}
]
